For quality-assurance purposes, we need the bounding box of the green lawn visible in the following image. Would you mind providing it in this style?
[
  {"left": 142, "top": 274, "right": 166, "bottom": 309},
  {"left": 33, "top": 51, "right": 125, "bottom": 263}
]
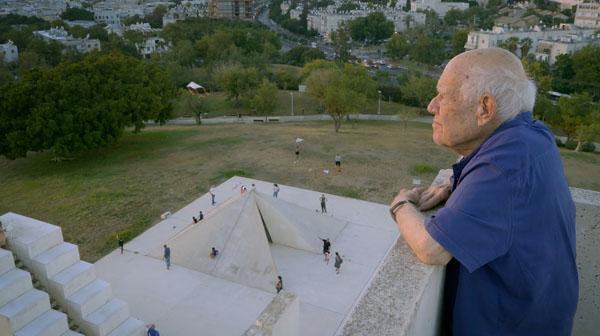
[
  {"left": 1, "top": 121, "right": 598, "bottom": 262},
  {"left": 172, "top": 90, "right": 424, "bottom": 118}
]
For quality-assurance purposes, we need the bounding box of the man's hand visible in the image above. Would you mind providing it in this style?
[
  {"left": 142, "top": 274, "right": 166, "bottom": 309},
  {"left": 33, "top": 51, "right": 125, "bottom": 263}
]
[
  {"left": 390, "top": 187, "right": 421, "bottom": 207},
  {"left": 417, "top": 184, "right": 451, "bottom": 211}
]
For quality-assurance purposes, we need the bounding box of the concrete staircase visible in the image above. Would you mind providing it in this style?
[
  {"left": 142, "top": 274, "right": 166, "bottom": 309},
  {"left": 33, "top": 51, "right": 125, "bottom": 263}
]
[
  {"left": 1, "top": 212, "right": 145, "bottom": 336},
  {"left": 0, "top": 248, "right": 83, "bottom": 336}
]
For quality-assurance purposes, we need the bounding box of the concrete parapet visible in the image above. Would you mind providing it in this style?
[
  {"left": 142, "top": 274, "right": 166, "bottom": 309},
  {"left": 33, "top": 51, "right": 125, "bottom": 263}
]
[
  {"left": 242, "top": 292, "right": 300, "bottom": 336},
  {"left": 0, "top": 289, "right": 51, "bottom": 333},
  {"left": 81, "top": 298, "right": 129, "bottom": 336}
]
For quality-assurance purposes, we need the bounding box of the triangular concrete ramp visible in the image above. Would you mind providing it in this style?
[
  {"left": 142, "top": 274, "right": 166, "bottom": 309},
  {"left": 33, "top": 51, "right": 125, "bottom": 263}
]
[
  {"left": 254, "top": 192, "right": 347, "bottom": 254},
  {"left": 149, "top": 191, "right": 279, "bottom": 293}
]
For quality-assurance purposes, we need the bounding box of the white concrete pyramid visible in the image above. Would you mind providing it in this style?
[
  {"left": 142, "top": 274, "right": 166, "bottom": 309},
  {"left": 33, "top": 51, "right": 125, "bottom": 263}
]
[
  {"left": 254, "top": 192, "right": 347, "bottom": 254},
  {"left": 150, "top": 191, "right": 279, "bottom": 293}
]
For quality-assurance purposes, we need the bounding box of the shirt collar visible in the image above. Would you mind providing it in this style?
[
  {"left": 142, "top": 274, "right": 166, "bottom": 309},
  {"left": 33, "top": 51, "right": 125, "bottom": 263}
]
[{"left": 450, "top": 112, "right": 533, "bottom": 191}]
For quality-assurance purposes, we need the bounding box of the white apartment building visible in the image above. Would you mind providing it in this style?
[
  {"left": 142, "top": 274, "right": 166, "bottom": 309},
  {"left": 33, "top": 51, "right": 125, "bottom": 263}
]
[
  {"left": 574, "top": 2, "right": 600, "bottom": 29},
  {"left": 551, "top": 0, "right": 584, "bottom": 10},
  {"left": 162, "top": 0, "right": 207, "bottom": 27},
  {"left": 535, "top": 34, "right": 600, "bottom": 64},
  {"left": 136, "top": 37, "right": 170, "bottom": 58},
  {"left": 0, "top": 40, "right": 19, "bottom": 63},
  {"left": 410, "top": 0, "right": 469, "bottom": 18},
  {"left": 290, "top": 6, "right": 303, "bottom": 20},
  {"left": 464, "top": 25, "right": 595, "bottom": 56},
  {"left": 308, "top": 9, "right": 425, "bottom": 40},
  {"left": 280, "top": 0, "right": 290, "bottom": 13},
  {"left": 34, "top": 26, "right": 101, "bottom": 53}
]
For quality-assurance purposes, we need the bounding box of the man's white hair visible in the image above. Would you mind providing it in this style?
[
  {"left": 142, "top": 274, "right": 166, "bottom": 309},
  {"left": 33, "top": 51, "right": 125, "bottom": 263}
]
[{"left": 459, "top": 56, "right": 537, "bottom": 122}]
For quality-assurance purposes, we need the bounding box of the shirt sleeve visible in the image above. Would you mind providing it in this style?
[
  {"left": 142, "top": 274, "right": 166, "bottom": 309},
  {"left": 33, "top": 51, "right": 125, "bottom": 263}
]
[{"left": 425, "top": 161, "right": 513, "bottom": 273}]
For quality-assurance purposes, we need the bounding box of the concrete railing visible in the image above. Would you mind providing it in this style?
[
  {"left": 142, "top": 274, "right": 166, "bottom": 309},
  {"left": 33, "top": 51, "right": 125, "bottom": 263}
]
[{"left": 242, "top": 292, "right": 300, "bottom": 336}]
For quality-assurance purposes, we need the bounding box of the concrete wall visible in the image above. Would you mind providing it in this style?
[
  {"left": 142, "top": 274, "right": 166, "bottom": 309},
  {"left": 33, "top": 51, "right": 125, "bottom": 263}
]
[{"left": 242, "top": 292, "right": 299, "bottom": 336}]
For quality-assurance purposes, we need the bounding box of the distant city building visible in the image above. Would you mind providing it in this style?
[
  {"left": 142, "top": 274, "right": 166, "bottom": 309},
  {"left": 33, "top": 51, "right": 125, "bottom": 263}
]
[
  {"left": 308, "top": 8, "right": 425, "bottom": 40},
  {"left": 535, "top": 34, "right": 600, "bottom": 64},
  {"left": 551, "top": 0, "right": 584, "bottom": 11},
  {"left": 464, "top": 25, "right": 595, "bottom": 57},
  {"left": 208, "top": 0, "right": 254, "bottom": 20},
  {"left": 280, "top": 0, "right": 291, "bottom": 14},
  {"left": 574, "top": 2, "right": 600, "bottom": 29},
  {"left": 162, "top": 0, "right": 207, "bottom": 27},
  {"left": 0, "top": 40, "right": 19, "bottom": 63},
  {"left": 410, "top": 0, "right": 468, "bottom": 18},
  {"left": 34, "top": 26, "right": 101, "bottom": 53},
  {"left": 136, "top": 37, "right": 170, "bottom": 59},
  {"left": 0, "top": 0, "right": 67, "bottom": 20}
]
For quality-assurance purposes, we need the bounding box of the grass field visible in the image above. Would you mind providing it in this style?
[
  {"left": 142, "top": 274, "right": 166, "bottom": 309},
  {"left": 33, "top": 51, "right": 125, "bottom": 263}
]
[
  {"left": 172, "top": 90, "right": 423, "bottom": 118},
  {"left": 1, "top": 121, "right": 598, "bottom": 262}
]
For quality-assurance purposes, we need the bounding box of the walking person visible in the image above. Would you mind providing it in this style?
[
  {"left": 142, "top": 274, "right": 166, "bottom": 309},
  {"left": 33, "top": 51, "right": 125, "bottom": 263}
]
[
  {"left": 198, "top": 211, "right": 204, "bottom": 221},
  {"left": 118, "top": 237, "right": 125, "bottom": 255},
  {"left": 335, "top": 153, "right": 342, "bottom": 172},
  {"left": 334, "top": 252, "right": 343, "bottom": 274},
  {"left": 294, "top": 144, "right": 300, "bottom": 163},
  {"left": 273, "top": 183, "right": 280, "bottom": 198},
  {"left": 209, "top": 186, "right": 216, "bottom": 205},
  {"left": 146, "top": 324, "right": 160, "bottom": 336},
  {"left": 319, "top": 237, "right": 331, "bottom": 262},
  {"left": 163, "top": 244, "right": 171, "bottom": 270},
  {"left": 275, "top": 276, "right": 283, "bottom": 293},
  {"left": 320, "top": 194, "right": 327, "bottom": 213}
]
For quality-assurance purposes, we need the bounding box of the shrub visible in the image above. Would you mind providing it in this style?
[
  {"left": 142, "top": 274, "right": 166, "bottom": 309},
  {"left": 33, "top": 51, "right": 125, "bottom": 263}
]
[
  {"left": 555, "top": 138, "right": 564, "bottom": 147},
  {"left": 564, "top": 140, "right": 578, "bottom": 150},
  {"left": 413, "top": 163, "right": 436, "bottom": 174},
  {"left": 581, "top": 142, "right": 597, "bottom": 152}
]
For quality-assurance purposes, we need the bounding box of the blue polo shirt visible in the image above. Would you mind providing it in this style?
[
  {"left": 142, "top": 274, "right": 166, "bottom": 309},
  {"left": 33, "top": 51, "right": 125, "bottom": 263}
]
[{"left": 425, "top": 112, "right": 578, "bottom": 335}]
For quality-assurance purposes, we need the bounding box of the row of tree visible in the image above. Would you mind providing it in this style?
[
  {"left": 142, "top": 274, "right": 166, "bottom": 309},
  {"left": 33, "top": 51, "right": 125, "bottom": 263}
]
[{"left": 0, "top": 52, "right": 177, "bottom": 159}]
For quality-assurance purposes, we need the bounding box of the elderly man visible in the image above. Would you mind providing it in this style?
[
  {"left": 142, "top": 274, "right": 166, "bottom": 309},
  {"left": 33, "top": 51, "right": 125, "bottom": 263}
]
[{"left": 390, "top": 48, "right": 578, "bottom": 335}]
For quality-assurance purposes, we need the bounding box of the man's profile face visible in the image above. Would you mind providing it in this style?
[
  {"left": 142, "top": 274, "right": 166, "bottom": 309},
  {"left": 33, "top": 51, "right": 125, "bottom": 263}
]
[{"left": 427, "top": 61, "right": 481, "bottom": 155}]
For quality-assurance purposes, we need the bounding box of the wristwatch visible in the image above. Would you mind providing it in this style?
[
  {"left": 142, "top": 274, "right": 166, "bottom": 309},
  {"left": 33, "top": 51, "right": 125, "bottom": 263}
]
[{"left": 389, "top": 199, "right": 416, "bottom": 220}]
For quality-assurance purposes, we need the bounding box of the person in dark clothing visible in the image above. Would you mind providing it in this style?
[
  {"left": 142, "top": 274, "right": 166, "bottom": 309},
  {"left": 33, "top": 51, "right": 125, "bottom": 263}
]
[
  {"left": 118, "top": 237, "right": 125, "bottom": 255},
  {"left": 163, "top": 245, "right": 171, "bottom": 270},
  {"left": 276, "top": 276, "right": 283, "bottom": 293},
  {"left": 147, "top": 324, "right": 160, "bottom": 336},
  {"left": 320, "top": 194, "right": 327, "bottom": 213},
  {"left": 210, "top": 247, "right": 219, "bottom": 258},
  {"left": 334, "top": 252, "right": 343, "bottom": 274},
  {"left": 319, "top": 237, "right": 331, "bottom": 260}
]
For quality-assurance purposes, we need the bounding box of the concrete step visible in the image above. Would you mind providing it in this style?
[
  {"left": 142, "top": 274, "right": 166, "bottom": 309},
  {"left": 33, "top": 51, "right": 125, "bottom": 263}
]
[
  {"left": 0, "top": 248, "right": 15, "bottom": 275},
  {"left": 15, "top": 309, "right": 69, "bottom": 336},
  {"left": 2, "top": 213, "right": 63, "bottom": 268},
  {"left": 62, "top": 331, "right": 85, "bottom": 336},
  {"left": 67, "top": 279, "right": 112, "bottom": 320},
  {"left": 48, "top": 261, "right": 95, "bottom": 307},
  {"left": 31, "top": 242, "right": 79, "bottom": 284},
  {"left": 0, "top": 268, "right": 33, "bottom": 307},
  {"left": 82, "top": 298, "right": 129, "bottom": 336},
  {"left": 0, "top": 289, "right": 51, "bottom": 333},
  {"left": 107, "top": 317, "right": 146, "bottom": 336}
]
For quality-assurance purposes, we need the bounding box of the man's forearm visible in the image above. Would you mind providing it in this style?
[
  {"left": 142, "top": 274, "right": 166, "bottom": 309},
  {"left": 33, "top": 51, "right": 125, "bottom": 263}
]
[{"left": 394, "top": 204, "right": 452, "bottom": 266}]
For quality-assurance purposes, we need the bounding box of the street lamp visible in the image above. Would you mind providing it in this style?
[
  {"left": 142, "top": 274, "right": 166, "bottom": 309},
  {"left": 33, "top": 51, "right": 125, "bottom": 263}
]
[
  {"left": 377, "top": 90, "right": 381, "bottom": 115},
  {"left": 290, "top": 91, "right": 294, "bottom": 116}
]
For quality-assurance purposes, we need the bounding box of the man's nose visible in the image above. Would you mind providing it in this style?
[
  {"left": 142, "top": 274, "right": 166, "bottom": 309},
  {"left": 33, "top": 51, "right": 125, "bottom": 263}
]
[{"left": 427, "top": 95, "right": 439, "bottom": 115}]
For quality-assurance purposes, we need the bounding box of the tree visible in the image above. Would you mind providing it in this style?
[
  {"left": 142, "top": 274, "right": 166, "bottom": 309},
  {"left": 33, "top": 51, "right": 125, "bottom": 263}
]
[
  {"left": 0, "top": 52, "right": 177, "bottom": 159},
  {"left": 348, "top": 12, "right": 394, "bottom": 44},
  {"left": 409, "top": 32, "right": 445, "bottom": 65},
  {"left": 519, "top": 38, "right": 533, "bottom": 58},
  {"left": 330, "top": 24, "right": 352, "bottom": 62},
  {"left": 552, "top": 93, "right": 599, "bottom": 151},
  {"left": 60, "top": 8, "right": 94, "bottom": 21},
  {"left": 305, "top": 63, "right": 377, "bottom": 132},
  {"left": 498, "top": 37, "right": 520, "bottom": 55},
  {"left": 571, "top": 45, "right": 600, "bottom": 100},
  {"left": 399, "top": 75, "right": 437, "bottom": 108},
  {"left": 386, "top": 32, "right": 409, "bottom": 60},
  {"left": 216, "top": 64, "right": 260, "bottom": 106},
  {"left": 184, "top": 93, "right": 212, "bottom": 124},
  {"left": 451, "top": 29, "right": 469, "bottom": 57},
  {"left": 552, "top": 53, "right": 574, "bottom": 93},
  {"left": 251, "top": 79, "right": 278, "bottom": 120},
  {"left": 146, "top": 5, "right": 168, "bottom": 28},
  {"left": 283, "top": 46, "right": 325, "bottom": 66}
]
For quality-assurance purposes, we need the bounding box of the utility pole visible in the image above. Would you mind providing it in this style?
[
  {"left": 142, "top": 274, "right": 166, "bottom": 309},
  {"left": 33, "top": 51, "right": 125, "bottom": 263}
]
[
  {"left": 377, "top": 90, "right": 381, "bottom": 115},
  {"left": 290, "top": 91, "right": 294, "bottom": 116}
]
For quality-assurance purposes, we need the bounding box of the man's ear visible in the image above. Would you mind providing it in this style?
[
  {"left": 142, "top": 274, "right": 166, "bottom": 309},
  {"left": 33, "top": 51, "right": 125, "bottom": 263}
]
[{"left": 477, "top": 94, "right": 497, "bottom": 126}]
